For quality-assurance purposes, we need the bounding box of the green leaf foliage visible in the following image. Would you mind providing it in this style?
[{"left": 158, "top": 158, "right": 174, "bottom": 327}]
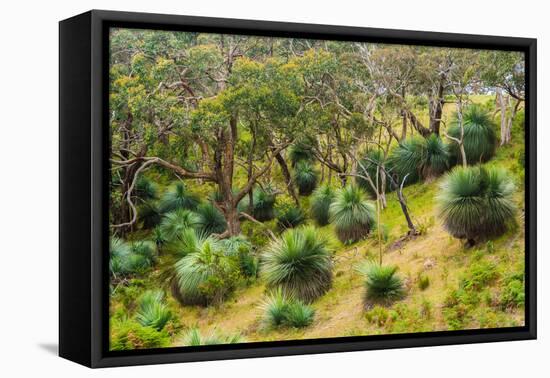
[
  {"left": 329, "top": 185, "right": 376, "bottom": 244},
  {"left": 437, "top": 165, "right": 516, "bottom": 242},
  {"left": 159, "top": 209, "right": 200, "bottom": 242},
  {"left": 448, "top": 105, "right": 497, "bottom": 165},
  {"left": 277, "top": 206, "right": 306, "bottom": 229},
  {"left": 310, "top": 184, "right": 336, "bottom": 226},
  {"left": 195, "top": 202, "right": 227, "bottom": 236},
  {"left": 135, "top": 290, "right": 172, "bottom": 331},
  {"left": 262, "top": 226, "right": 333, "bottom": 303},
  {"left": 358, "top": 262, "right": 406, "bottom": 303},
  {"left": 159, "top": 181, "right": 201, "bottom": 213},
  {"left": 293, "top": 161, "right": 318, "bottom": 196},
  {"left": 170, "top": 230, "right": 241, "bottom": 306},
  {"left": 110, "top": 318, "right": 170, "bottom": 350},
  {"left": 261, "top": 288, "right": 315, "bottom": 328},
  {"left": 182, "top": 328, "right": 243, "bottom": 346}
]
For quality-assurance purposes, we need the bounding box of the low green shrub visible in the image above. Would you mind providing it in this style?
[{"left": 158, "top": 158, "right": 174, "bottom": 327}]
[
  {"left": 110, "top": 318, "right": 170, "bottom": 350},
  {"left": 460, "top": 261, "right": 499, "bottom": 291},
  {"left": 418, "top": 274, "right": 430, "bottom": 291},
  {"left": 500, "top": 275, "right": 525, "bottom": 308},
  {"left": 220, "top": 235, "right": 258, "bottom": 278},
  {"left": 364, "top": 306, "right": 396, "bottom": 327}
]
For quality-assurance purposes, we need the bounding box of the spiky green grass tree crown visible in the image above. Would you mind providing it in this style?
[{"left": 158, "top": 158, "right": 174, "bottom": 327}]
[
  {"left": 310, "top": 184, "right": 336, "bottom": 226},
  {"left": 329, "top": 185, "right": 376, "bottom": 244},
  {"left": 437, "top": 165, "right": 516, "bottom": 243},
  {"left": 110, "top": 237, "right": 156, "bottom": 276},
  {"left": 135, "top": 290, "right": 172, "bottom": 331},
  {"left": 159, "top": 181, "right": 200, "bottom": 213},
  {"left": 195, "top": 202, "right": 227, "bottom": 236},
  {"left": 389, "top": 135, "right": 450, "bottom": 185},
  {"left": 277, "top": 206, "right": 306, "bottom": 229},
  {"left": 170, "top": 230, "right": 240, "bottom": 306},
  {"left": 182, "top": 328, "right": 243, "bottom": 346},
  {"left": 260, "top": 287, "right": 315, "bottom": 328},
  {"left": 424, "top": 134, "right": 451, "bottom": 178},
  {"left": 358, "top": 262, "right": 406, "bottom": 303},
  {"left": 293, "top": 161, "right": 318, "bottom": 195},
  {"left": 448, "top": 105, "right": 497, "bottom": 165},
  {"left": 261, "top": 226, "right": 333, "bottom": 303},
  {"left": 238, "top": 188, "right": 276, "bottom": 222},
  {"left": 135, "top": 176, "right": 158, "bottom": 201},
  {"left": 159, "top": 208, "right": 200, "bottom": 242},
  {"left": 288, "top": 140, "right": 315, "bottom": 167},
  {"left": 138, "top": 200, "right": 162, "bottom": 229}
]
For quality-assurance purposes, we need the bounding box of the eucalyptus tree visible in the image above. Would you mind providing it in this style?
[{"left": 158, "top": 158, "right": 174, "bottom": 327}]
[
  {"left": 110, "top": 30, "right": 304, "bottom": 236},
  {"left": 480, "top": 51, "right": 525, "bottom": 145}
]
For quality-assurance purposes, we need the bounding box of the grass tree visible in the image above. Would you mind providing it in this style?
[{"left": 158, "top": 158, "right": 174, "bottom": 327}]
[
  {"left": 159, "top": 209, "right": 200, "bottom": 242},
  {"left": 159, "top": 181, "right": 201, "bottom": 213},
  {"left": 135, "top": 290, "right": 172, "bottom": 331},
  {"left": 261, "top": 288, "right": 315, "bottom": 328},
  {"left": 135, "top": 176, "right": 158, "bottom": 202},
  {"left": 293, "top": 161, "right": 318, "bottom": 196},
  {"left": 277, "top": 206, "right": 306, "bottom": 230},
  {"left": 110, "top": 238, "right": 157, "bottom": 277},
  {"left": 262, "top": 226, "right": 333, "bottom": 303},
  {"left": 238, "top": 188, "right": 277, "bottom": 222},
  {"left": 389, "top": 137, "right": 426, "bottom": 185},
  {"left": 195, "top": 202, "right": 227, "bottom": 236},
  {"left": 423, "top": 134, "right": 451, "bottom": 178},
  {"left": 389, "top": 135, "right": 450, "bottom": 184},
  {"left": 138, "top": 200, "right": 163, "bottom": 229},
  {"left": 170, "top": 230, "right": 240, "bottom": 306},
  {"left": 288, "top": 140, "right": 315, "bottom": 167},
  {"left": 358, "top": 262, "right": 406, "bottom": 303},
  {"left": 437, "top": 165, "right": 516, "bottom": 246},
  {"left": 182, "top": 328, "right": 243, "bottom": 346},
  {"left": 310, "top": 185, "right": 336, "bottom": 226},
  {"left": 329, "top": 185, "right": 376, "bottom": 244},
  {"left": 447, "top": 105, "right": 497, "bottom": 166}
]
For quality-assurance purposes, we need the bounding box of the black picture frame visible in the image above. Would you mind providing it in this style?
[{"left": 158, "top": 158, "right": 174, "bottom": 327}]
[{"left": 59, "top": 9, "right": 537, "bottom": 368}]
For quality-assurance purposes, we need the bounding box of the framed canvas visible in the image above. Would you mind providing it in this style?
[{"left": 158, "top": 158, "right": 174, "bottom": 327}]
[{"left": 59, "top": 10, "right": 537, "bottom": 368}]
